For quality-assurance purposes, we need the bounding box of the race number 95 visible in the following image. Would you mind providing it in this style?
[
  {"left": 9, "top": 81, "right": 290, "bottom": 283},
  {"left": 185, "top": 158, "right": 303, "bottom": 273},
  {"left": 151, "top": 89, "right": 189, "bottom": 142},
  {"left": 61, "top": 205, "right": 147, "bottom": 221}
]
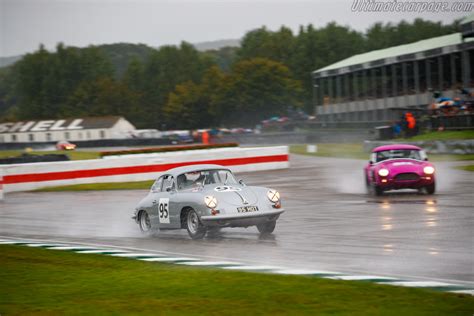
[{"left": 158, "top": 198, "right": 170, "bottom": 224}]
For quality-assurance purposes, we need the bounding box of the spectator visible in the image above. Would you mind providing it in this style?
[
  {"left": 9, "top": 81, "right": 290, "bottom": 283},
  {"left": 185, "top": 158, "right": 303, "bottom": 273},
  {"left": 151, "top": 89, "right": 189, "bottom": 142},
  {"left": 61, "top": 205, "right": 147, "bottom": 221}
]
[
  {"left": 392, "top": 121, "right": 402, "bottom": 138},
  {"left": 405, "top": 112, "right": 416, "bottom": 137},
  {"left": 202, "top": 130, "right": 210, "bottom": 144}
]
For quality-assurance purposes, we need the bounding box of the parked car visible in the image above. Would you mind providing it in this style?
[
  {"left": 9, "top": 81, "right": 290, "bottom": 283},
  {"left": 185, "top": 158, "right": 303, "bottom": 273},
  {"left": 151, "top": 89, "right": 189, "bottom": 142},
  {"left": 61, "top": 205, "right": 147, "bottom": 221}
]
[
  {"left": 132, "top": 164, "right": 284, "bottom": 239},
  {"left": 56, "top": 140, "right": 77, "bottom": 151},
  {"left": 364, "top": 144, "right": 436, "bottom": 195}
]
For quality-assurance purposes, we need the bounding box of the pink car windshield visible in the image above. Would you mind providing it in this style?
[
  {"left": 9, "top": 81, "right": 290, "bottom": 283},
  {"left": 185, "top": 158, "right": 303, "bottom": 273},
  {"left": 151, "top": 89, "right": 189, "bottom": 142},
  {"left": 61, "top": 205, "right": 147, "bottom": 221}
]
[{"left": 375, "top": 149, "right": 422, "bottom": 162}]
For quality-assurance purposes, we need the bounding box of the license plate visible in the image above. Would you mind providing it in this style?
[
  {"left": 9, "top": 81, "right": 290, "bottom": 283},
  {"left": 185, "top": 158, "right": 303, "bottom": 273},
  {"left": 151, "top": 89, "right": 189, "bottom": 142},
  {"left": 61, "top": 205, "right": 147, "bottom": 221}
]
[{"left": 237, "top": 206, "right": 259, "bottom": 213}]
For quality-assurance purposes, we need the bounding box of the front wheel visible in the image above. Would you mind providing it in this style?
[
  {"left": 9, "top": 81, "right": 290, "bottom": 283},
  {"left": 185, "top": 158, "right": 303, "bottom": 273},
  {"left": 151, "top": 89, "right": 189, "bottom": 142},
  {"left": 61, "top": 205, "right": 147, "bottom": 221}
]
[
  {"left": 257, "top": 221, "right": 276, "bottom": 234},
  {"left": 425, "top": 183, "right": 436, "bottom": 195},
  {"left": 374, "top": 185, "right": 384, "bottom": 196},
  {"left": 370, "top": 184, "right": 384, "bottom": 196},
  {"left": 138, "top": 211, "right": 152, "bottom": 233},
  {"left": 365, "top": 176, "right": 371, "bottom": 194},
  {"left": 186, "top": 209, "right": 206, "bottom": 240}
]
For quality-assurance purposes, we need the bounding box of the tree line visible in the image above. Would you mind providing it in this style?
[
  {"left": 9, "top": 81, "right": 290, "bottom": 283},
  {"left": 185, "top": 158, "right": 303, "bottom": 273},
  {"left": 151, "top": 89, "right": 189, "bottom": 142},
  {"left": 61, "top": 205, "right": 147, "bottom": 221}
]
[{"left": 0, "top": 18, "right": 460, "bottom": 129}]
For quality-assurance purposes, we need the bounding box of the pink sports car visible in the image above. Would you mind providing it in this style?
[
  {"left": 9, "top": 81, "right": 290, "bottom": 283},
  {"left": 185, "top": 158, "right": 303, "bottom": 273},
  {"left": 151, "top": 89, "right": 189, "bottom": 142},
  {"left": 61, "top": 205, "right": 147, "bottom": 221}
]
[{"left": 364, "top": 144, "right": 436, "bottom": 195}]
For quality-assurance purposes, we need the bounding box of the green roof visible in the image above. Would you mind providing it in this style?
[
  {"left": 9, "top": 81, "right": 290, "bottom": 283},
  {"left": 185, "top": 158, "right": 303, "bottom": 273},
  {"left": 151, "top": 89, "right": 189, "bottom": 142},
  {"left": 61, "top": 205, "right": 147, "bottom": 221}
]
[
  {"left": 314, "top": 32, "right": 472, "bottom": 74},
  {"left": 462, "top": 13, "right": 474, "bottom": 24}
]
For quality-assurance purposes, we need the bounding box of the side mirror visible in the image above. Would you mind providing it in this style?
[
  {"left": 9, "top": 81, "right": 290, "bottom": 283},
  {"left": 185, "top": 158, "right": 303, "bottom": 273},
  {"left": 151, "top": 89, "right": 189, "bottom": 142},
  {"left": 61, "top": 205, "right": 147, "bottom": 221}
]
[
  {"left": 424, "top": 158, "right": 429, "bottom": 161},
  {"left": 369, "top": 161, "right": 373, "bottom": 165},
  {"left": 239, "top": 179, "right": 246, "bottom": 186}
]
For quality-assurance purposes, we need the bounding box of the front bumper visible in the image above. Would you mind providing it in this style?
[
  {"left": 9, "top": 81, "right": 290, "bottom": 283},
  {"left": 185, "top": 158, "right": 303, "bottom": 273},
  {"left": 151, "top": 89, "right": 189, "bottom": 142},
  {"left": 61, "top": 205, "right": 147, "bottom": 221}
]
[
  {"left": 377, "top": 175, "right": 435, "bottom": 190},
  {"left": 201, "top": 209, "right": 284, "bottom": 227}
]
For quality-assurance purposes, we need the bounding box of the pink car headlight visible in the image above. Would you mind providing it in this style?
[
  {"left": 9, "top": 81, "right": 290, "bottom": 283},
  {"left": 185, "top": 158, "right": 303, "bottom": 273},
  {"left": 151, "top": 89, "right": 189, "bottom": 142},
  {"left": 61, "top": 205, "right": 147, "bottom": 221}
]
[
  {"left": 423, "top": 166, "right": 435, "bottom": 174},
  {"left": 378, "top": 169, "right": 389, "bottom": 177}
]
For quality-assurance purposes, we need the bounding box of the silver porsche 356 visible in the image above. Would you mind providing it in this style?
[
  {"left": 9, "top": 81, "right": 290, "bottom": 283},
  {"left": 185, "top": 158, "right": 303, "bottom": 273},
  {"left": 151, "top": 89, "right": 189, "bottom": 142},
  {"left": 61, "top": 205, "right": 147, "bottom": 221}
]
[{"left": 132, "top": 164, "right": 284, "bottom": 239}]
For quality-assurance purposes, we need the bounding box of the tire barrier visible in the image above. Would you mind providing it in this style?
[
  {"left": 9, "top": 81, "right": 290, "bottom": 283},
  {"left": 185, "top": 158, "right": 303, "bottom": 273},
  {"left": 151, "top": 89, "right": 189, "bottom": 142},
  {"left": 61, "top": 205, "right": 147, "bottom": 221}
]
[{"left": 0, "top": 154, "right": 70, "bottom": 165}]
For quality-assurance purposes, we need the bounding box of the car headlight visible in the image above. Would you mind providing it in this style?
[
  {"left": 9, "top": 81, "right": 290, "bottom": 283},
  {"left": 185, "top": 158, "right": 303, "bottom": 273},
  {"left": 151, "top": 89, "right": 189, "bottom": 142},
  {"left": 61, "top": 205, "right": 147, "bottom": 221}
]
[
  {"left": 423, "top": 166, "right": 435, "bottom": 174},
  {"left": 204, "top": 196, "right": 218, "bottom": 209},
  {"left": 267, "top": 189, "right": 280, "bottom": 203},
  {"left": 378, "top": 169, "right": 389, "bottom": 177}
]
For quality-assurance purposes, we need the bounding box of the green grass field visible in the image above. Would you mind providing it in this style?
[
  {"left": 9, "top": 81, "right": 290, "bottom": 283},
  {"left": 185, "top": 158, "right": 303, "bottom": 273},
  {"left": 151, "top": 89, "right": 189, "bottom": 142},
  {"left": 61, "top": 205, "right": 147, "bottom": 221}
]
[{"left": 1, "top": 245, "right": 473, "bottom": 315}]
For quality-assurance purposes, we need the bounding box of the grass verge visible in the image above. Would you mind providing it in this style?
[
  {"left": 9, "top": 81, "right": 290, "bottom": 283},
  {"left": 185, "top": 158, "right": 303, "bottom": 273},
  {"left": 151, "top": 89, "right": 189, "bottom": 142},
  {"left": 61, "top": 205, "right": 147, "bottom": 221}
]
[
  {"left": 290, "top": 144, "right": 474, "bottom": 162},
  {"left": 457, "top": 164, "right": 474, "bottom": 172},
  {"left": 290, "top": 143, "right": 368, "bottom": 160},
  {"left": 1, "top": 245, "right": 473, "bottom": 315},
  {"left": 0, "top": 150, "right": 100, "bottom": 160},
  {"left": 35, "top": 180, "right": 154, "bottom": 192},
  {"left": 407, "top": 130, "right": 474, "bottom": 141}
]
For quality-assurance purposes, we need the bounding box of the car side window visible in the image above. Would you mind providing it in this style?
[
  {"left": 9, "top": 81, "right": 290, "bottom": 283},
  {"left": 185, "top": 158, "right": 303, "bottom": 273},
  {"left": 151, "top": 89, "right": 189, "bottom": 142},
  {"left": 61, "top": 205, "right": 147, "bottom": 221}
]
[
  {"left": 151, "top": 176, "right": 164, "bottom": 193},
  {"left": 419, "top": 150, "right": 428, "bottom": 161},
  {"left": 370, "top": 153, "right": 376, "bottom": 163},
  {"left": 162, "top": 175, "right": 175, "bottom": 192}
]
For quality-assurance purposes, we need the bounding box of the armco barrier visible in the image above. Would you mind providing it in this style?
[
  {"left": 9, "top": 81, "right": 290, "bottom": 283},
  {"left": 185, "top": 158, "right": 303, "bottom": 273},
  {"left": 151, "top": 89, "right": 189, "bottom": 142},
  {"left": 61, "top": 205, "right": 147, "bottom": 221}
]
[{"left": 0, "top": 146, "right": 289, "bottom": 193}]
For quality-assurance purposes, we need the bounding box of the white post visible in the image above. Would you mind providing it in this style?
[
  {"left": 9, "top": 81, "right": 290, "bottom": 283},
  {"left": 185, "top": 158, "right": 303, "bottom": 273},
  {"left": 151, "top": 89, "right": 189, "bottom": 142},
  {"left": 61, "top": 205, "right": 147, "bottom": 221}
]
[{"left": 306, "top": 144, "right": 318, "bottom": 153}]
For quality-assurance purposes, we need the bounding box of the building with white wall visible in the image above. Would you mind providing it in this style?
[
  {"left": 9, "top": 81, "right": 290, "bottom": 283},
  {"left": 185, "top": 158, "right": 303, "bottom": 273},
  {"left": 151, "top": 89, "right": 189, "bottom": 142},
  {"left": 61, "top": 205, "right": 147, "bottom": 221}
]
[{"left": 0, "top": 116, "right": 136, "bottom": 143}]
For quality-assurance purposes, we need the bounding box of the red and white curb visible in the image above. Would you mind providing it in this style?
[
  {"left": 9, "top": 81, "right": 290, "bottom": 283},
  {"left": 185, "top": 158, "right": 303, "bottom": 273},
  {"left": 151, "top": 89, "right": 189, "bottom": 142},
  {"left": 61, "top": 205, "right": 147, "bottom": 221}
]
[{"left": 1, "top": 237, "right": 473, "bottom": 295}]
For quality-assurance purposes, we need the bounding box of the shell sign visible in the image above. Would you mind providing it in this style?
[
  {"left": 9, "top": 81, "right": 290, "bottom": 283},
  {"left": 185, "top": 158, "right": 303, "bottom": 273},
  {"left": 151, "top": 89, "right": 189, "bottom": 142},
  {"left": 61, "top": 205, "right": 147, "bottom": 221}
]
[{"left": 0, "top": 119, "right": 84, "bottom": 133}]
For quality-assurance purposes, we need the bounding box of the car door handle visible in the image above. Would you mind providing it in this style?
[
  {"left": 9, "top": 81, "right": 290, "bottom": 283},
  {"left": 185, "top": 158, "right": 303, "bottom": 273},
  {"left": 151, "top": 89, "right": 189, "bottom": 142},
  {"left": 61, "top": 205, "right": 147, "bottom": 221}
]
[{"left": 152, "top": 200, "right": 157, "bottom": 204}]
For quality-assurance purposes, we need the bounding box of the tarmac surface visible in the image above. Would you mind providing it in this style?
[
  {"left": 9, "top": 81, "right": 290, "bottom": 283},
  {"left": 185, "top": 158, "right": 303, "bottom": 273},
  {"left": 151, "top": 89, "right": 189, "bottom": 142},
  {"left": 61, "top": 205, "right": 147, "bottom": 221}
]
[{"left": 1, "top": 154, "right": 473, "bottom": 285}]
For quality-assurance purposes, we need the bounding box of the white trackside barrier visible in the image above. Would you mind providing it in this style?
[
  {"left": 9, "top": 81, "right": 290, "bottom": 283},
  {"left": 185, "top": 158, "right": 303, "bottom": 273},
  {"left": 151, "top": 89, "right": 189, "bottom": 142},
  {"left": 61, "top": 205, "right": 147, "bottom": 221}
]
[
  {"left": 0, "top": 169, "right": 4, "bottom": 200},
  {"left": 0, "top": 146, "right": 289, "bottom": 193}
]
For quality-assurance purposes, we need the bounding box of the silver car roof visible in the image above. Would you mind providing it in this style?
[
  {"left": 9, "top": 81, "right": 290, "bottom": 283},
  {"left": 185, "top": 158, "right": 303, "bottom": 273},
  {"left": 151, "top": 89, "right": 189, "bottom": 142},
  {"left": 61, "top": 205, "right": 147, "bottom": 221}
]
[{"left": 164, "top": 164, "right": 231, "bottom": 177}]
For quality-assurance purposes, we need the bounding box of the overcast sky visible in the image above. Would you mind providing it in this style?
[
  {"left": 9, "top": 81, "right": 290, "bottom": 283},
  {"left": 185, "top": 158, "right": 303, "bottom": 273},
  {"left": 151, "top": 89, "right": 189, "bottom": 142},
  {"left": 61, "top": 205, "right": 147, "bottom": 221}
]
[{"left": 0, "top": 0, "right": 469, "bottom": 57}]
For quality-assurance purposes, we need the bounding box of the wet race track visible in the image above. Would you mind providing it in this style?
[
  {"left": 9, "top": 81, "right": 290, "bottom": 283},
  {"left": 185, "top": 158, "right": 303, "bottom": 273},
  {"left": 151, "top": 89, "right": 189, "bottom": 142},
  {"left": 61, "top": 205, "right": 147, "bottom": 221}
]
[{"left": 1, "top": 154, "right": 473, "bottom": 285}]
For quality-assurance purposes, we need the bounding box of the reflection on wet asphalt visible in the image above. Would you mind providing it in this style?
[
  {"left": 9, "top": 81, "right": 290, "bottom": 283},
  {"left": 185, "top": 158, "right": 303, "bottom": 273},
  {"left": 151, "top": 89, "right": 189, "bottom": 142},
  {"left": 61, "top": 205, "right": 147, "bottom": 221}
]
[{"left": 1, "top": 154, "right": 473, "bottom": 284}]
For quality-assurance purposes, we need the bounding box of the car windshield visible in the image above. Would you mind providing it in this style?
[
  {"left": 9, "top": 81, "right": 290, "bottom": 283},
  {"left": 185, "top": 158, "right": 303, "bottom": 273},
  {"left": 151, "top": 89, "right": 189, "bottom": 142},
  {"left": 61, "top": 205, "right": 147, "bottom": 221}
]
[
  {"left": 375, "top": 149, "right": 422, "bottom": 162},
  {"left": 177, "top": 169, "right": 237, "bottom": 191}
]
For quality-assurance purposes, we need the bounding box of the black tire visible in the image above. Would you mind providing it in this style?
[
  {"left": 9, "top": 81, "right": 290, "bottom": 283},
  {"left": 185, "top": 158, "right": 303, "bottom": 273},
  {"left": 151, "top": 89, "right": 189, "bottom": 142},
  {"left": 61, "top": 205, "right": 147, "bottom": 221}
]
[
  {"left": 425, "top": 183, "right": 436, "bottom": 195},
  {"left": 138, "top": 210, "right": 152, "bottom": 233},
  {"left": 365, "top": 176, "right": 371, "bottom": 194},
  {"left": 257, "top": 221, "right": 276, "bottom": 234},
  {"left": 373, "top": 185, "right": 384, "bottom": 196},
  {"left": 185, "top": 209, "right": 206, "bottom": 240}
]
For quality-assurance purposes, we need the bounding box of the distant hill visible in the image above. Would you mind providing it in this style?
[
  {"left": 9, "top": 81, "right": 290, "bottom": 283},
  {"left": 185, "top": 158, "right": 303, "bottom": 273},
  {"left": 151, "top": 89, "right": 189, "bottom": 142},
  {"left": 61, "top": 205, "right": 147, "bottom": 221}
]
[
  {"left": 193, "top": 39, "right": 240, "bottom": 51},
  {"left": 0, "top": 55, "right": 22, "bottom": 68},
  {"left": 0, "top": 39, "right": 240, "bottom": 72}
]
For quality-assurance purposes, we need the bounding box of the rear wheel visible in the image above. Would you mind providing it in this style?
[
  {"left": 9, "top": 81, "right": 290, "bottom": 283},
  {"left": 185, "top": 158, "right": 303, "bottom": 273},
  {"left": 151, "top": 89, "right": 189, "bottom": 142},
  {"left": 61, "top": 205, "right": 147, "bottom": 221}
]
[
  {"left": 138, "top": 211, "right": 152, "bottom": 233},
  {"left": 425, "top": 183, "right": 436, "bottom": 195},
  {"left": 257, "top": 221, "right": 276, "bottom": 234},
  {"left": 185, "top": 209, "right": 206, "bottom": 240}
]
